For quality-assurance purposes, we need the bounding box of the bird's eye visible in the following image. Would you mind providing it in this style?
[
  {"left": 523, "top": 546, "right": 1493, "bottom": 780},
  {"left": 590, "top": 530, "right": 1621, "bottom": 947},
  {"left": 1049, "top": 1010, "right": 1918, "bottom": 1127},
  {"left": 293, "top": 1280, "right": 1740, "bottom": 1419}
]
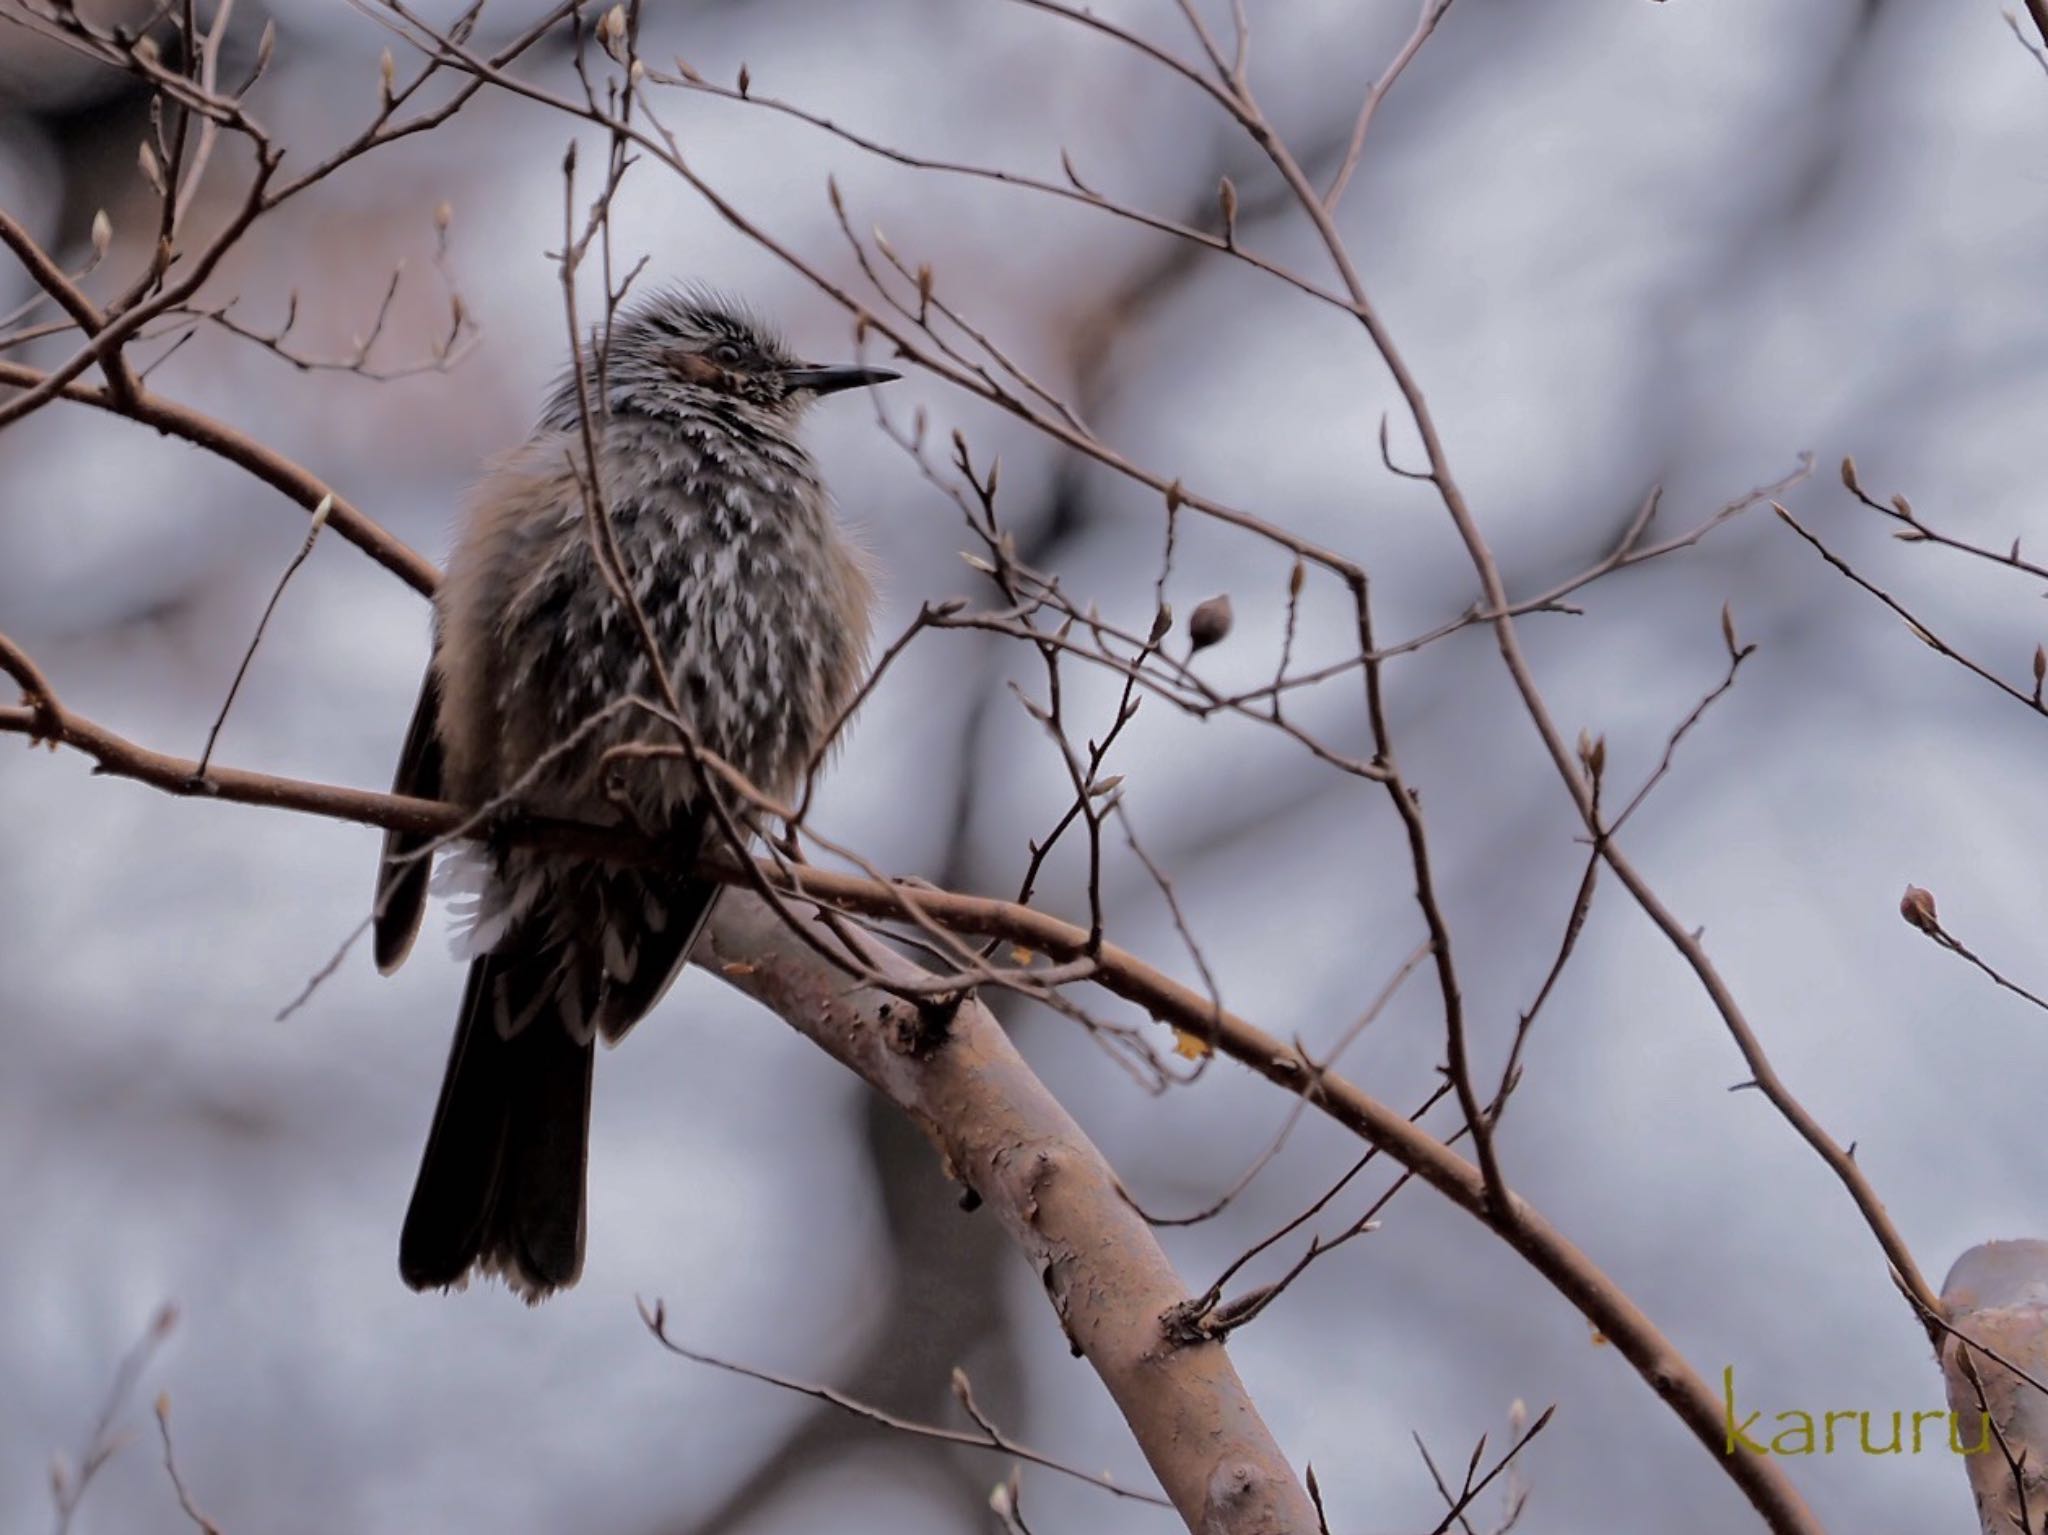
[{"left": 709, "top": 342, "right": 743, "bottom": 366}]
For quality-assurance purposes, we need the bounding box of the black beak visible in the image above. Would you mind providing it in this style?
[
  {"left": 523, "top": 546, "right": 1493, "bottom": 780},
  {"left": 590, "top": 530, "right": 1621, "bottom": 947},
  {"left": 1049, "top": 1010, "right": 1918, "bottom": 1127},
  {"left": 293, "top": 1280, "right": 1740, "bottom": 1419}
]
[{"left": 781, "top": 363, "right": 901, "bottom": 396}]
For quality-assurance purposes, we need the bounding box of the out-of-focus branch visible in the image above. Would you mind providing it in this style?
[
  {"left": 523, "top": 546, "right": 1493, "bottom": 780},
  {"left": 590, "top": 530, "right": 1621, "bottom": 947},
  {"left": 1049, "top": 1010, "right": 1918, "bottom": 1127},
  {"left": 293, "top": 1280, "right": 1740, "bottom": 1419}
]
[
  {"left": 2007, "top": 7, "right": 2048, "bottom": 76},
  {"left": 0, "top": 359, "right": 437, "bottom": 594},
  {"left": 152, "top": 1394, "right": 223, "bottom": 1535},
  {"left": 2026, "top": 1, "right": 2048, "bottom": 54},
  {"left": 50, "top": 1304, "right": 181, "bottom": 1535},
  {"left": 1939, "top": 1241, "right": 2048, "bottom": 1535},
  {"left": 697, "top": 893, "right": 1319, "bottom": 1535}
]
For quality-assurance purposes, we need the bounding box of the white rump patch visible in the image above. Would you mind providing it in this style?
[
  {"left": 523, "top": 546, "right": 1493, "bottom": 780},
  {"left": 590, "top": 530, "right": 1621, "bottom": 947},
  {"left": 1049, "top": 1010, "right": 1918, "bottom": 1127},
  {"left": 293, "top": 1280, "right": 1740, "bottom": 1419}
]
[{"left": 432, "top": 843, "right": 522, "bottom": 959}]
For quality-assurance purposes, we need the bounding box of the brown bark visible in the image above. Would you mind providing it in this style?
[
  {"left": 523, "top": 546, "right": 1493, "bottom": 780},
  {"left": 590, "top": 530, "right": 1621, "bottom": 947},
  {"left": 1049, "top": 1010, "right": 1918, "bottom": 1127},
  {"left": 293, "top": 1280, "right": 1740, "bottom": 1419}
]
[{"left": 700, "top": 894, "right": 1321, "bottom": 1535}]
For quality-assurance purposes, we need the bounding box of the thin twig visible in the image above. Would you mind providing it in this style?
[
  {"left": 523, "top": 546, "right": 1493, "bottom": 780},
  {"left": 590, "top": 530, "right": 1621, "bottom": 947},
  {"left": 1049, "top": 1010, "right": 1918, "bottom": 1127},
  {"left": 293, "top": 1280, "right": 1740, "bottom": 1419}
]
[
  {"left": 152, "top": 1396, "right": 223, "bottom": 1535},
  {"left": 50, "top": 1304, "right": 179, "bottom": 1535},
  {"left": 194, "top": 494, "right": 331, "bottom": 778},
  {"left": 638, "top": 1300, "right": 1171, "bottom": 1505}
]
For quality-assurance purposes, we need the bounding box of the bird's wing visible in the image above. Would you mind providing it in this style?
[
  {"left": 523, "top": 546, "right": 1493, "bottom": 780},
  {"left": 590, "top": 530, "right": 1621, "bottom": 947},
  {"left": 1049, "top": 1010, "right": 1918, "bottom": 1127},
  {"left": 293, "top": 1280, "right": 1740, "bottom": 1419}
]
[
  {"left": 373, "top": 666, "right": 445, "bottom": 974},
  {"left": 588, "top": 812, "right": 720, "bottom": 1043}
]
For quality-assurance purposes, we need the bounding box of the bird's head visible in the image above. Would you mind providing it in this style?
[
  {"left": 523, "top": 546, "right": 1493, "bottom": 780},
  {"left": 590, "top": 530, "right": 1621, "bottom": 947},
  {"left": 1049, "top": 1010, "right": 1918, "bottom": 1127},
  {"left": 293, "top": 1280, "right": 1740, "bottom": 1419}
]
[{"left": 546, "top": 288, "right": 898, "bottom": 428}]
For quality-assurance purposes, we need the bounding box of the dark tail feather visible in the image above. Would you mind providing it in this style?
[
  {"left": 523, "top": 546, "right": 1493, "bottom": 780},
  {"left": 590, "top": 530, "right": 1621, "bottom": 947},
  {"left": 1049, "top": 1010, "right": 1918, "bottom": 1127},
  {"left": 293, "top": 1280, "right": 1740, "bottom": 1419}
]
[
  {"left": 375, "top": 669, "right": 444, "bottom": 975},
  {"left": 399, "top": 949, "right": 593, "bottom": 1301}
]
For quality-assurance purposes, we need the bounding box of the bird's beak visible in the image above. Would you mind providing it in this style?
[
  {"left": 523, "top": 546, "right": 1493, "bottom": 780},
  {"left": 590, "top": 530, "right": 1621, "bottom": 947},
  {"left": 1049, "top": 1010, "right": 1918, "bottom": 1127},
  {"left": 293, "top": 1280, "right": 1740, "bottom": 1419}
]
[{"left": 780, "top": 363, "right": 901, "bottom": 396}]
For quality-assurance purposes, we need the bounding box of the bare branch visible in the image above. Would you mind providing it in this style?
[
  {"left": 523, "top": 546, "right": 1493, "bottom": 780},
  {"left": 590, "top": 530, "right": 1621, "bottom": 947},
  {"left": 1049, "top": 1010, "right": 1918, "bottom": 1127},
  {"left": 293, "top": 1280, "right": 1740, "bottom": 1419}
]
[
  {"left": 1775, "top": 502, "right": 2045, "bottom": 718},
  {"left": 0, "top": 359, "right": 436, "bottom": 593},
  {"left": 639, "top": 1305, "right": 1170, "bottom": 1508},
  {"left": 50, "top": 1305, "right": 181, "bottom": 1535},
  {"left": 195, "top": 495, "right": 331, "bottom": 777},
  {"left": 1325, "top": 0, "right": 1454, "bottom": 213},
  {"left": 0, "top": 665, "right": 1827, "bottom": 1531},
  {"left": 152, "top": 1396, "right": 222, "bottom": 1535},
  {"left": 697, "top": 895, "right": 1319, "bottom": 1533}
]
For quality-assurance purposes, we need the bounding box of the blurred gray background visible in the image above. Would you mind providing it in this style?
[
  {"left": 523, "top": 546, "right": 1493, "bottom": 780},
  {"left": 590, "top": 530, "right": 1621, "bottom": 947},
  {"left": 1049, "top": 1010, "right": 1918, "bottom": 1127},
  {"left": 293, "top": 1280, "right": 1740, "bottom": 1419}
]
[{"left": 3, "top": 1, "right": 2045, "bottom": 1530}]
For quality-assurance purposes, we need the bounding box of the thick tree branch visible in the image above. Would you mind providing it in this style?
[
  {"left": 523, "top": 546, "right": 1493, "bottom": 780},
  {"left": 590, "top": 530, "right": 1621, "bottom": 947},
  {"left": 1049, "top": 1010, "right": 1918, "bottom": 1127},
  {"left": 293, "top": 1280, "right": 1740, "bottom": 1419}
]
[
  {"left": 0, "top": 667, "right": 1819, "bottom": 1532},
  {"left": 699, "top": 895, "right": 1320, "bottom": 1533}
]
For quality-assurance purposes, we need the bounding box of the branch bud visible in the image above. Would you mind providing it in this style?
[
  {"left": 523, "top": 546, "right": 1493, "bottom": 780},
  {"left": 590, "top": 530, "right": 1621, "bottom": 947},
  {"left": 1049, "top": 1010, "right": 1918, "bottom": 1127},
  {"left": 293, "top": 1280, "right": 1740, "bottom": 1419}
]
[
  {"left": 1899, "top": 884, "right": 1940, "bottom": 935},
  {"left": 90, "top": 209, "right": 112, "bottom": 257},
  {"left": 1576, "top": 728, "right": 1606, "bottom": 781},
  {"left": 1188, "top": 593, "right": 1234, "bottom": 652}
]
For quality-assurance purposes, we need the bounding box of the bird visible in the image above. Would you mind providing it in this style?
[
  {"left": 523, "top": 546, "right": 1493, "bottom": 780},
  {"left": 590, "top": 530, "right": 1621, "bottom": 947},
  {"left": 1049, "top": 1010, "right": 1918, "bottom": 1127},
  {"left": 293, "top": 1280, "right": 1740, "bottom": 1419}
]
[{"left": 372, "top": 289, "right": 895, "bottom": 1302}]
